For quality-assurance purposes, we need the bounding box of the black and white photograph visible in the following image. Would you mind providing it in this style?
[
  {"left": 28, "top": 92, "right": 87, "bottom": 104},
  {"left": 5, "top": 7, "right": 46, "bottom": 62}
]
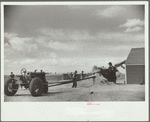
[{"left": 1, "top": 1, "right": 149, "bottom": 121}]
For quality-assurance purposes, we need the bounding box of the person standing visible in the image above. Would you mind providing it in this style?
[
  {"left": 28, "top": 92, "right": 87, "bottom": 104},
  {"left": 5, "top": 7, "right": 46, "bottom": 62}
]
[
  {"left": 70, "top": 72, "right": 73, "bottom": 79},
  {"left": 72, "top": 70, "right": 78, "bottom": 88},
  {"left": 108, "top": 62, "right": 117, "bottom": 83},
  {"left": 81, "top": 71, "right": 84, "bottom": 79}
]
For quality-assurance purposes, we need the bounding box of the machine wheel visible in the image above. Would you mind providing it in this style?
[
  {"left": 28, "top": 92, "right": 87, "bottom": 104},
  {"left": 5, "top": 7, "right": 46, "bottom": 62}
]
[
  {"left": 4, "top": 78, "right": 18, "bottom": 96},
  {"left": 29, "top": 77, "right": 44, "bottom": 96},
  {"left": 21, "top": 68, "right": 27, "bottom": 75},
  {"left": 43, "top": 83, "right": 48, "bottom": 93}
]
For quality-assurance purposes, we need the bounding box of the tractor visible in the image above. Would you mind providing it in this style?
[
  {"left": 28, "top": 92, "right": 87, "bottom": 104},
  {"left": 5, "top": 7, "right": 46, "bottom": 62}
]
[{"left": 4, "top": 68, "right": 48, "bottom": 96}]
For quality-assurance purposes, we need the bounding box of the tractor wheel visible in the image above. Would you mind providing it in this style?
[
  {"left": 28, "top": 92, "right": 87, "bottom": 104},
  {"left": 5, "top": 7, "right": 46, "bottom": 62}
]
[
  {"left": 4, "top": 78, "right": 18, "bottom": 96},
  {"left": 43, "top": 83, "right": 48, "bottom": 93},
  {"left": 29, "top": 77, "right": 44, "bottom": 96}
]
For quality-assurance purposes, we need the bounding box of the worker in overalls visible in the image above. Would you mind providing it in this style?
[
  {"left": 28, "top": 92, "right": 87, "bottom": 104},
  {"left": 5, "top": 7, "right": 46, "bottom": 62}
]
[
  {"left": 108, "top": 62, "right": 117, "bottom": 83},
  {"left": 72, "top": 70, "right": 78, "bottom": 88}
]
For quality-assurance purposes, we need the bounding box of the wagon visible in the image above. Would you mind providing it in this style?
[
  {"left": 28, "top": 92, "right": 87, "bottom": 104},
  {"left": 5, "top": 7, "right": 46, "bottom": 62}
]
[{"left": 4, "top": 68, "right": 96, "bottom": 97}]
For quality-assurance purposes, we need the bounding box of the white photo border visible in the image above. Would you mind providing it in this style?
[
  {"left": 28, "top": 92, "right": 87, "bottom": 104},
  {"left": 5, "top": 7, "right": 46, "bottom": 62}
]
[{"left": 1, "top": 1, "right": 149, "bottom": 121}]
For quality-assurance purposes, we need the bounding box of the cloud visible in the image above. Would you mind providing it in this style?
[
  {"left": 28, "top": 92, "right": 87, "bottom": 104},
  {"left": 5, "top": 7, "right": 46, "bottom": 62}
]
[
  {"left": 119, "top": 19, "right": 144, "bottom": 28},
  {"left": 38, "top": 28, "right": 93, "bottom": 42},
  {"left": 4, "top": 52, "right": 58, "bottom": 74},
  {"left": 119, "top": 19, "right": 144, "bottom": 33},
  {"left": 4, "top": 32, "right": 58, "bottom": 73},
  {"left": 97, "top": 6, "right": 124, "bottom": 18},
  {"left": 4, "top": 28, "right": 145, "bottom": 75},
  {"left": 68, "top": 30, "right": 96, "bottom": 41},
  {"left": 38, "top": 28, "right": 144, "bottom": 44},
  {"left": 21, "top": 59, "right": 36, "bottom": 64},
  {"left": 4, "top": 31, "right": 83, "bottom": 74},
  {"left": 4, "top": 43, "right": 10, "bottom": 48},
  {"left": 124, "top": 26, "right": 143, "bottom": 32},
  {"left": 5, "top": 32, "right": 37, "bottom": 53},
  {"left": 38, "top": 28, "right": 65, "bottom": 39},
  {"left": 58, "top": 57, "right": 90, "bottom": 67},
  {"left": 4, "top": 31, "right": 79, "bottom": 59},
  {"left": 4, "top": 32, "right": 18, "bottom": 38},
  {"left": 48, "top": 40, "right": 78, "bottom": 51},
  {"left": 96, "top": 32, "right": 144, "bottom": 42}
]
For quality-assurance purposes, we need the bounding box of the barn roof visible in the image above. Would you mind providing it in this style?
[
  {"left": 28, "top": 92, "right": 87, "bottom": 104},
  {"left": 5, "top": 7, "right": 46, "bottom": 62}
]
[{"left": 125, "top": 48, "right": 145, "bottom": 65}]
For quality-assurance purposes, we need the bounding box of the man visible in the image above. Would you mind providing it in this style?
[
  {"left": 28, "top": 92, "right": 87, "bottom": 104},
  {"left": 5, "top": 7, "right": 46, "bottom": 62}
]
[
  {"left": 9, "top": 72, "right": 15, "bottom": 79},
  {"left": 70, "top": 72, "right": 73, "bottom": 79},
  {"left": 81, "top": 71, "right": 84, "bottom": 79},
  {"left": 72, "top": 70, "right": 78, "bottom": 88},
  {"left": 108, "top": 62, "right": 118, "bottom": 83}
]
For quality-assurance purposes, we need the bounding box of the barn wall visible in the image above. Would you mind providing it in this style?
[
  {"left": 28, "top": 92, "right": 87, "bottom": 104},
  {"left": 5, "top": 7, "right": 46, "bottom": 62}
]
[
  {"left": 125, "top": 65, "right": 127, "bottom": 84},
  {"left": 126, "top": 65, "right": 145, "bottom": 84}
]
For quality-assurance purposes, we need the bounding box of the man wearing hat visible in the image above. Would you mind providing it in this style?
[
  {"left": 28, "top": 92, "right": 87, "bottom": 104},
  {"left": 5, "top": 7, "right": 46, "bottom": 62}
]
[
  {"left": 9, "top": 72, "right": 15, "bottom": 79},
  {"left": 108, "top": 62, "right": 117, "bottom": 83}
]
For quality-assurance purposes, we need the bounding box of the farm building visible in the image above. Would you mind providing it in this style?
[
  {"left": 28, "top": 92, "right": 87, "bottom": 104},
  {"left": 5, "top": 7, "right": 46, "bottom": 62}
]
[{"left": 125, "top": 47, "right": 145, "bottom": 84}]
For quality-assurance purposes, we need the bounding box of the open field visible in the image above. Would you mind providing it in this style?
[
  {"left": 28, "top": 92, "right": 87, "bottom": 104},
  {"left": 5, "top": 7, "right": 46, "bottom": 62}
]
[{"left": 4, "top": 73, "right": 145, "bottom": 102}]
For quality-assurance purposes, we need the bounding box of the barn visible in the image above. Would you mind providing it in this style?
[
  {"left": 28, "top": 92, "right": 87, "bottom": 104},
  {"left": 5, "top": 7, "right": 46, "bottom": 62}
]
[{"left": 125, "top": 48, "right": 145, "bottom": 84}]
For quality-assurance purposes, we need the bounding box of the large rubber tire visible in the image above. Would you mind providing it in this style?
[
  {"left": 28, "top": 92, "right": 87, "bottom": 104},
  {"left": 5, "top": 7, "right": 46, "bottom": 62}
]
[
  {"left": 4, "top": 78, "right": 18, "bottom": 96},
  {"left": 43, "top": 83, "right": 48, "bottom": 93},
  {"left": 29, "top": 77, "right": 44, "bottom": 96}
]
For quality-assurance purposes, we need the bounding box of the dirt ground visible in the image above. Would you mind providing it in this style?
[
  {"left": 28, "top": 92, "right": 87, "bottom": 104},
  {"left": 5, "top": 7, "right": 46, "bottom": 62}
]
[{"left": 4, "top": 75, "right": 145, "bottom": 102}]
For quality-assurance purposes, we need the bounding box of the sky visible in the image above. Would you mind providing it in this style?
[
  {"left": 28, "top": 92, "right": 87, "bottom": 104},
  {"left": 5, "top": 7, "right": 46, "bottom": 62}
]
[{"left": 4, "top": 5, "right": 145, "bottom": 75}]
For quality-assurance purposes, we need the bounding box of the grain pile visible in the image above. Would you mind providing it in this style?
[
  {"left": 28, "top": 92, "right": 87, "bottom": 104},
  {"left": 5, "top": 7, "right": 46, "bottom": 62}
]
[{"left": 92, "top": 71, "right": 125, "bottom": 86}]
